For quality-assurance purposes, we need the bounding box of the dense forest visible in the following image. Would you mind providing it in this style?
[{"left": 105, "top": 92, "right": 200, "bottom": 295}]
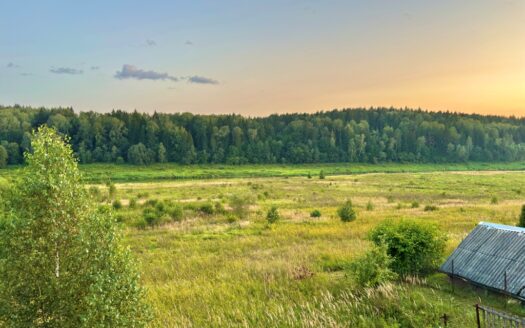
[{"left": 1, "top": 105, "right": 525, "bottom": 166}]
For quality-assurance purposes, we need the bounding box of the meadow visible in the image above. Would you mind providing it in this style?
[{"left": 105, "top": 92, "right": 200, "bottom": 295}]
[{"left": 2, "top": 163, "right": 525, "bottom": 327}]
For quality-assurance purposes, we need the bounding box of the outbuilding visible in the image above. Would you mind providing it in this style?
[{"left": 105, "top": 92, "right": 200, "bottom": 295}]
[{"left": 440, "top": 222, "right": 525, "bottom": 300}]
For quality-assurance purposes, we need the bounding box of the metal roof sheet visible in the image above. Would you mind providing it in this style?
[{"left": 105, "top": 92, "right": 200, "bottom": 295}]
[{"left": 440, "top": 222, "right": 525, "bottom": 299}]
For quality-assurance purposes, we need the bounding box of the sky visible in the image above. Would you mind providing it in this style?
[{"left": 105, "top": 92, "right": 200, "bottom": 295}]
[{"left": 1, "top": 0, "right": 524, "bottom": 116}]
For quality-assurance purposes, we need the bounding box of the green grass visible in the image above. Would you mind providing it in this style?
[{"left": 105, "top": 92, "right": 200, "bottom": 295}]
[
  {"left": 3, "top": 161, "right": 525, "bottom": 183},
  {"left": 3, "top": 163, "right": 525, "bottom": 326}
]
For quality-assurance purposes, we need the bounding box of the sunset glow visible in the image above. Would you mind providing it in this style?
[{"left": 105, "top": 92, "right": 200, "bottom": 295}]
[{"left": 1, "top": 0, "right": 524, "bottom": 116}]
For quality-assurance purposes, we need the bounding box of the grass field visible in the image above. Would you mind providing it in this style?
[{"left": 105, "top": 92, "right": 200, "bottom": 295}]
[
  {"left": 3, "top": 161, "right": 525, "bottom": 183},
  {"left": 2, "top": 163, "right": 525, "bottom": 326}
]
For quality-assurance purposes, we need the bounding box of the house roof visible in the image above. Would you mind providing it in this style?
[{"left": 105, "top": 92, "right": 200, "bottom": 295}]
[{"left": 440, "top": 222, "right": 525, "bottom": 299}]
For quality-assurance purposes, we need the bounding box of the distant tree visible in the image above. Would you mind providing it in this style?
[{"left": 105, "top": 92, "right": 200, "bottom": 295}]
[
  {"left": 128, "top": 143, "right": 154, "bottom": 165},
  {"left": 0, "top": 145, "right": 7, "bottom": 168},
  {"left": 158, "top": 142, "right": 168, "bottom": 163},
  {"left": 2, "top": 106, "right": 525, "bottom": 165},
  {"left": 518, "top": 204, "right": 525, "bottom": 228},
  {"left": 0, "top": 127, "right": 150, "bottom": 326},
  {"left": 5, "top": 142, "right": 21, "bottom": 164},
  {"left": 338, "top": 200, "right": 356, "bottom": 222},
  {"left": 319, "top": 170, "right": 325, "bottom": 179}
]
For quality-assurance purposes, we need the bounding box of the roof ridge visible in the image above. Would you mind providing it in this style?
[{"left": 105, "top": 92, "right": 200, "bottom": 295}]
[{"left": 479, "top": 222, "right": 525, "bottom": 233}]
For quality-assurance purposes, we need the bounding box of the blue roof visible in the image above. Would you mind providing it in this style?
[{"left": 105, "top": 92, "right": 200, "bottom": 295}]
[{"left": 441, "top": 222, "right": 525, "bottom": 300}]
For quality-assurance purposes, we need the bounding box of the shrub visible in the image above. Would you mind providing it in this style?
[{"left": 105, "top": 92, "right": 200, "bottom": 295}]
[
  {"left": 411, "top": 201, "right": 419, "bottom": 208},
  {"left": 143, "top": 199, "right": 158, "bottom": 207},
  {"left": 143, "top": 210, "right": 158, "bottom": 226},
  {"left": 338, "top": 200, "right": 356, "bottom": 222},
  {"left": 310, "top": 209, "right": 321, "bottom": 218},
  {"left": 112, "top": 199, "right": 122, "bottom": 210},
  {"left": 369, "top": 219, "right": 447, "bottom": 276},
  {"left": 366, "top": 200, "right": 374, "bottom": 211},
  {"left": 168, "top": 205, "right": 183, "bottom": 221},
  {"left": 396, "top": 203, "right": 403, "bottom": 210},
  {"left": 491, "top": 196, "right": 498, "bottom": 204},
  {"left": 229, "top": 194, "right": 254, "bottom": 219},
  {"left": 106, "top": 182, "right": 117, "bottom": 199},
  {"left": 214, "top": 201, "right": 226, "bottom": 214},
  {"left": 137, "top": 192, "right": 149, "bottom": 199},
  {"left": 226, "top": 213, "right": 238, "bottom": 223},
  {"left": 134, "top": 218, "right": 148, "bottom": 230},
  {"left": 266, "top": 206, "right": 280, "bottom": 224},
  {"left": 423, "top": 205, "right": 438, "bottom": 212},
  {"left": 319, "top": 170, "right": 325, "bottom": 179},
  {"left": 129, "top": 198, "right": 137, "bottom": 208},
  {"left": 307, "top": 172, "right": 312, "bottom": 179},
  {"left": 348, "top": 244, "right": 398, "bottom": 288},
  {"left": 387, "top": 195, "right": 394, "bottom": 203},
  {"left": 518, "top": 204, "right": 525, "bottom": 228},
  {"left": 199, "top": 203, "right": 215, "bottom": 215}
]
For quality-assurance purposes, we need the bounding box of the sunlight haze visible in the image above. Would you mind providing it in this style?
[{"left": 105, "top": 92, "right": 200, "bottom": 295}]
[{"left": 1, "top": 0, "right": 524, "bottom": 115}]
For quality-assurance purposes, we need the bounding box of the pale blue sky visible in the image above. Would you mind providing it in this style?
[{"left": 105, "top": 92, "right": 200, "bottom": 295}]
[{"left": 1, "top": 0, "right": 524, "bottom": 115}]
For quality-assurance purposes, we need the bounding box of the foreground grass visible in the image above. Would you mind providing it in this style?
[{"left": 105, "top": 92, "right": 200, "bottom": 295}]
[
  {"left": 118, "top": 171, "right": 525, "bottom": 327},
  {"left": 3, "top": 165, "right": 525, "bottom": 326}
]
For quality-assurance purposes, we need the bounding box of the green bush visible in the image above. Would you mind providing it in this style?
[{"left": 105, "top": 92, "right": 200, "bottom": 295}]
[
  {"left": 310, "top": 209, "right": 321, "bottom": 218},
  {"left": 411, "top": 201, "right": 419, "bottom": 208},
  {"left": 366, "top": 200, "right": 374, "bottom": 211},
  {"left": 112, "top": 199, "right": 122, "bottom": 210},
  {"left": 491, "top": 196, "right": 498, "bottom": 204},
  {"left": 338, "top": 200, "right": 356, "bottom": 222},
  {"left": 168, "top": 205, "right": 183, "bottom": 221},
  {"left": 214, "top": 201, "right": 226, "bottom": 214},
  {"left": 143, "top": 198, "right": 158, "bottom": 207},
  {"left": 518, "top": 204, "right": 525, "bottom": 227},
  {"left": 369, "top": 219, "right": 446, "bottom": 276},
  {"left": 107, "top": 182, "right": 117, "bottom": 199},
  {"left": 319, "top": 170, "right": 325, "bottom": 179},
  {"left": 129, "top": 198, "right": 137, "bottom": 208},
  {"left": 199, "top": 203, "right": 215, "bottom": 215},
  {"left": 266, "top": 206, "right": 280, "bottom": 224},
  {"left": 348, "top": 244, "right": 398, "bottom": 288},
  {"left": 423, "top": 205, "right": 438, "bottom": 212}
]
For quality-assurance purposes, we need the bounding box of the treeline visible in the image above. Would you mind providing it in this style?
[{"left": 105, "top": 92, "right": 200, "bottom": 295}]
[{"left": 1, "top": 105, "right": 525, "bottom": 166}]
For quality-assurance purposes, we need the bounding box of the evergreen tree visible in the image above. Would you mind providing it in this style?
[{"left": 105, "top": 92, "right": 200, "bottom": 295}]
[{"left": 0, "top": 126, "right": 149, "bottom": 327}]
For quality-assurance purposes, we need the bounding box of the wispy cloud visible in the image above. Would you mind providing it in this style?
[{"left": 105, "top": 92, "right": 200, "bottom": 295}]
[
  {"left": 185, "top": 40, "right": 193, "bottom": 46},
  {"left": 186, "top": 75, "right": 219, "bottom": 85},
  {"left": 114, "top": 64, "right": 178, "bottom": 81},
  {"left": 90, "top": 66, "right": 100, "bottom": 70},
  {"left": 146, "top": 39, "right": 157, "bottom": 46},
  {"left": 114, "top": 65, "right": 219, "bottom": 85},
  {"left": 7, "top": 62, "right": 19, "bottom": 68},
  {"left": 50, "top": 67, "right": 83, "bottom": 75}
]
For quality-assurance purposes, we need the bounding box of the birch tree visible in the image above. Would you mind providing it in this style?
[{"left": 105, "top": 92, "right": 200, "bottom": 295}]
[{"left": 0, "top": 126, "right": 149, "bottom": 327}]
